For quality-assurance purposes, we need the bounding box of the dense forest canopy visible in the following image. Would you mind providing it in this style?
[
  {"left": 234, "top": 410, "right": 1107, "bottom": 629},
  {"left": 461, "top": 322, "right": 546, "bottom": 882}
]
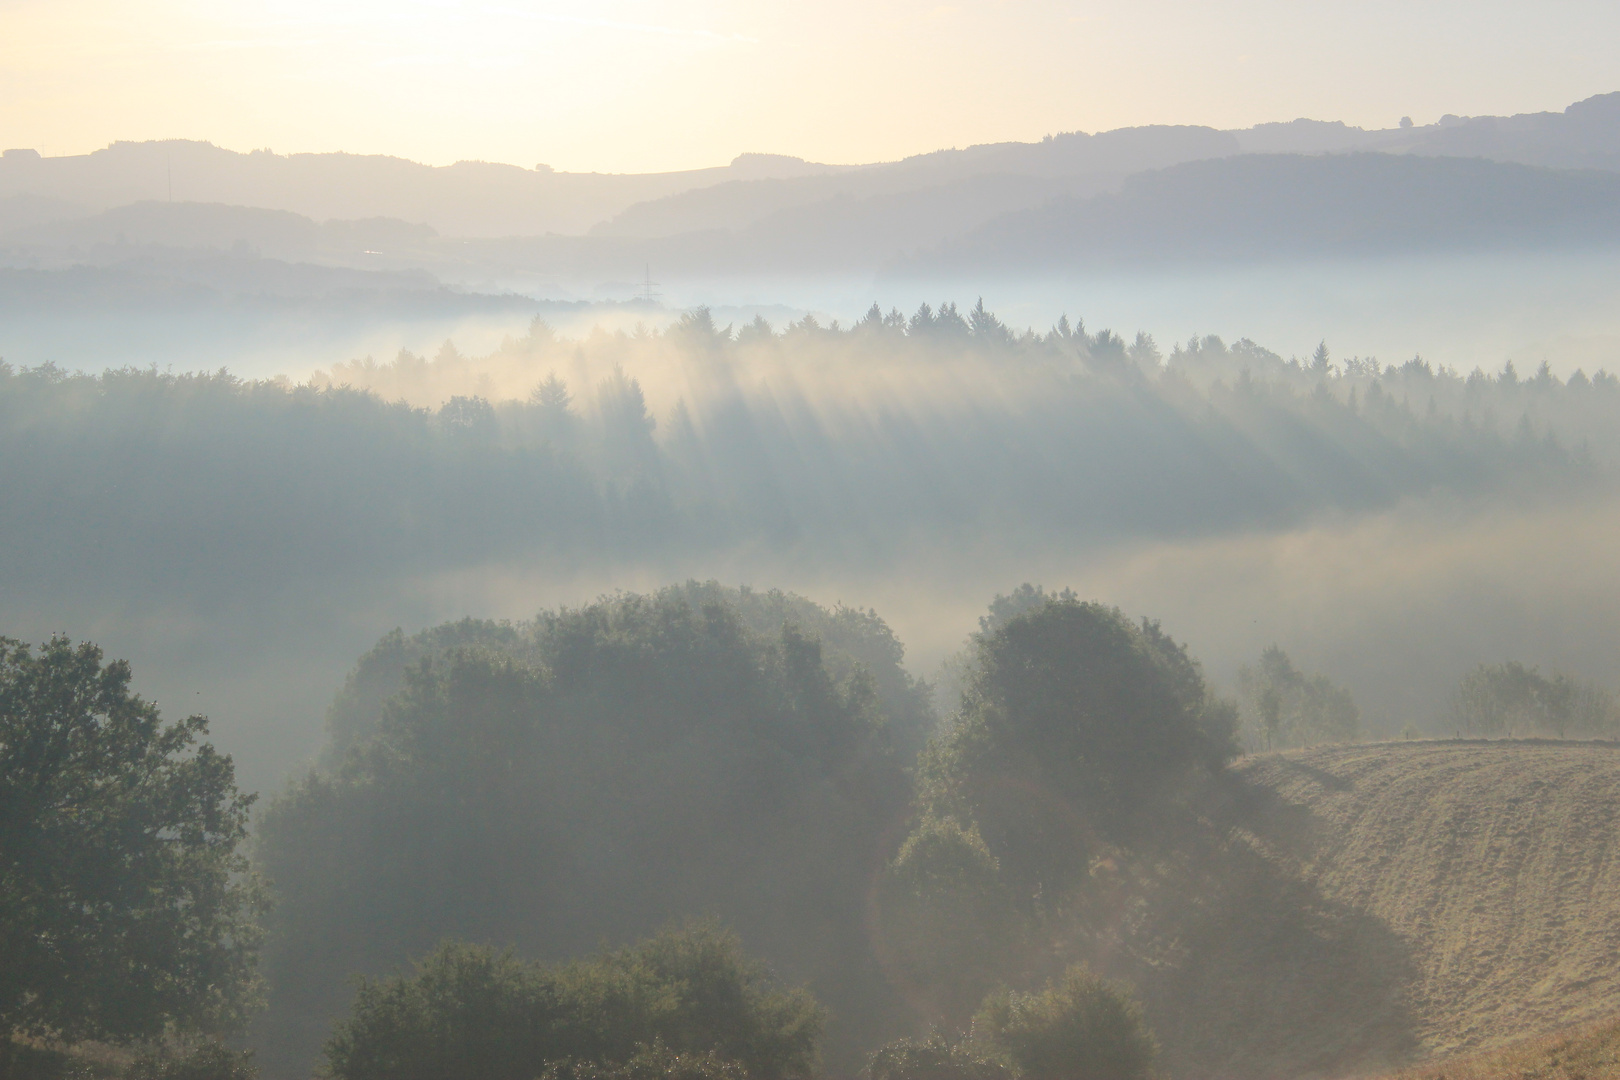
[{"left": 4, "top": 304, "right": 1607, "bottom": 610}]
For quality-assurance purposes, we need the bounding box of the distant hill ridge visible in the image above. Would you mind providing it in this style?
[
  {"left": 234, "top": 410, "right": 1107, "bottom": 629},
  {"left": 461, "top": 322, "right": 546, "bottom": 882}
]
[
  {"left": 7, "top": 93, "right": 1620, "bottom": 296},
  {"left": 919, "top": 153, "right": 1620, "bottom": 270},
  {"left": 15, "top": 151, "right": 1620, "bottom": 286},
  {"left": 5, "top": 92, "right": 1620, "bottom": 241},
  {"left": 0, "top": 142, "right": 854, "bottom": 237}
]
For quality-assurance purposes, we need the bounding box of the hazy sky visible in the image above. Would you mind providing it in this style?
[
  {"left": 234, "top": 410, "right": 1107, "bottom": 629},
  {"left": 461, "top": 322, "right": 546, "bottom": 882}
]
[{"left": 3, "top": 0, "right": 1618, "bottom": 173}]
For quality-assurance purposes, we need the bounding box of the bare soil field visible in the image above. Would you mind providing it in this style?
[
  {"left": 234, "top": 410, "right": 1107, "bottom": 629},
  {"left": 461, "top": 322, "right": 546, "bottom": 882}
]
[{"left": 1235, "top": 740, "right": 1620, "bottom": 1071}]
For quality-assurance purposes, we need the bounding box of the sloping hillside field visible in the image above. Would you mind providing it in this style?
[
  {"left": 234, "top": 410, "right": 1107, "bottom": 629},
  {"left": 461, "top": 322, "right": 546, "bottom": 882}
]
[
  {"left": 1237, "top": 741, "right": 1620, "bottom": 1069},
  {"left": 1377, "top": 1015, "right": 1620, "bottom": 1080}
]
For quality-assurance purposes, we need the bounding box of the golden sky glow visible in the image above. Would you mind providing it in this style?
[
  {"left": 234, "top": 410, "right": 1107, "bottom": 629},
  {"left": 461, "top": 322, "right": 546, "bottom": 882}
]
[{"left": 2, "top": 0, "right": 1618, "bottom": 173}]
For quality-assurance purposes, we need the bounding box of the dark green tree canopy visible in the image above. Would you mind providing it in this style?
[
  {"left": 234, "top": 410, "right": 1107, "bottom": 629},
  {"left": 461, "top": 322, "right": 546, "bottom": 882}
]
[
  {"left": 323, "top": 925, "right": 823, "bottom": 1080},
  {"left": 922, "top": 600, "right": 1238, "bottom": 862},
  {"left": 973, "top": 966, "right": 1156, "bottom": 1080},
  {"left": 868, "top": 1034, "right": 1011, "bottom": 1080},
  {"left": 1236, "top": 645, "right": 1360, "bottom": 749},
  {"left": 256, "top": 587, "right": 917, "bottom": 1078},
  {"left": 0, "top": 637, "right": 262, "bottom": 1044},
  {"left": 877, "top": 596, "right": 1236, "bottom": 1024},
  {"left": 1447, "top": 660, "right": 1617, "bottom": 737},
  {"left": 320, "top": 583, "right": 932, "bottom": 762},
  {"left": 968, "top": 601, "right": 1235, "bottom": 782}
]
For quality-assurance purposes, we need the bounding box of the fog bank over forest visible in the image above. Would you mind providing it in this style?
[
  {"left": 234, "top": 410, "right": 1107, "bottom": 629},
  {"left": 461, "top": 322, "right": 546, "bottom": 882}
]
[{"left": 6, "top": 305, "right": 1620, "bottom": 790}]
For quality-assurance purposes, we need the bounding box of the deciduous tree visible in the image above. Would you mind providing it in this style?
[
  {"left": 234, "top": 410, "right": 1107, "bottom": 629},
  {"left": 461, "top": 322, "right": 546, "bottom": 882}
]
[{"left": 0, "top": 637, "right": 263, "bottom": 1045}]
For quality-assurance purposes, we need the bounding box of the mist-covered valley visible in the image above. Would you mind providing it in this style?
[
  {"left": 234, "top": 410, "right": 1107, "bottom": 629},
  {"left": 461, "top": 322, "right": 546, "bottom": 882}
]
[{"left": 13, "top": 69, "right": 1620, "bottom": 1080}]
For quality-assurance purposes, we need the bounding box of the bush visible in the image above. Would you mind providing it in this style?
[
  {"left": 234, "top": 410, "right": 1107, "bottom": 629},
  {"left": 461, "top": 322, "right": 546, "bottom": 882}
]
[
  {"left": 867, "top": 1034, "right": 1012, "bottom": 1080},
  {"left": 540, "top": 1041, "right": 747, "bottom": 1080},
  {"left": 875, "top": 817, "right": 1021, "bottom": 1022},
  {"left": 322, "top": 924, "right": 824, "bottom": 1080},
  {"left": 126, "top": 1042, "right": 257, "bottom": 1080},
  {"left": 973, "top": 967, "right": 1155, "bottom": 1080}
]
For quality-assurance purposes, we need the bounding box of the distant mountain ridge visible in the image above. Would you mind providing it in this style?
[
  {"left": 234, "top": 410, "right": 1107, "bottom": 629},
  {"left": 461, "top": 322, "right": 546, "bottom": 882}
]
[
  {"left": 911, "top": 153, "right": 1620, "bottom": 271},
  {"left": 9, "top": 151, "right": 1620, "bottom": 297},
  {"left": 1232, "top": 91, "right": 1620, "bottom": 170},
  {"left": 0, "top": 142, "right": 855, "bottom": 237},
  {"left": 7, "top": 93, "right": 1620, "bottom": 300},
  {"left": 587, "top": 125, "right": 1241, "bottom": 239},
  {"left": 5, "top": 92, "right": 1620, "bottom": 244},
  {"left": 0, "top": 200, "right": 441, "bottom": 264}
]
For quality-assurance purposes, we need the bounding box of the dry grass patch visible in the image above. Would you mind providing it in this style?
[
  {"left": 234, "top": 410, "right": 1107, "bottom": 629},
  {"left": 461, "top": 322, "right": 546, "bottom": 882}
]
[
  {"left": 1375, "top": 1015, "right": 1620, "bottom": 1079},
  {"left": 1235, "top": 740, "right": 1620, "bottom": 1064}
]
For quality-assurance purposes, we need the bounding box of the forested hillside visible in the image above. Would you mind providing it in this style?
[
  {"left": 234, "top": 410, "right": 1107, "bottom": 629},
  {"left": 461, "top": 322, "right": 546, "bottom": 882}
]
[{"left": 3, "top": 307, "right": 1604, "bottom": 614}]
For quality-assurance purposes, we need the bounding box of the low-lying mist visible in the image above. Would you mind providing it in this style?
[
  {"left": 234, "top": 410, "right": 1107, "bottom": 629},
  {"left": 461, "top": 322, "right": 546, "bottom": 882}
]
[{"left": 8, "top": 249, "right": 1620, "bottom": 385}]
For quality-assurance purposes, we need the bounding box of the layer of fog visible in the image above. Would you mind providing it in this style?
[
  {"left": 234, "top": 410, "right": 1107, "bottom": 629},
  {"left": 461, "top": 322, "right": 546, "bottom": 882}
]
[
  {"left": 395, "top": 488, "right": 1620, "bottom": 736},
  {"left": 653, "top": 251, "right": 1620, "bottom": 381},
  {"left": 6, "top": 249, "right": 1619, "bottom": 383},
  {"left": 21, "top": 486, "right": 1615, "bottom": 796}
]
